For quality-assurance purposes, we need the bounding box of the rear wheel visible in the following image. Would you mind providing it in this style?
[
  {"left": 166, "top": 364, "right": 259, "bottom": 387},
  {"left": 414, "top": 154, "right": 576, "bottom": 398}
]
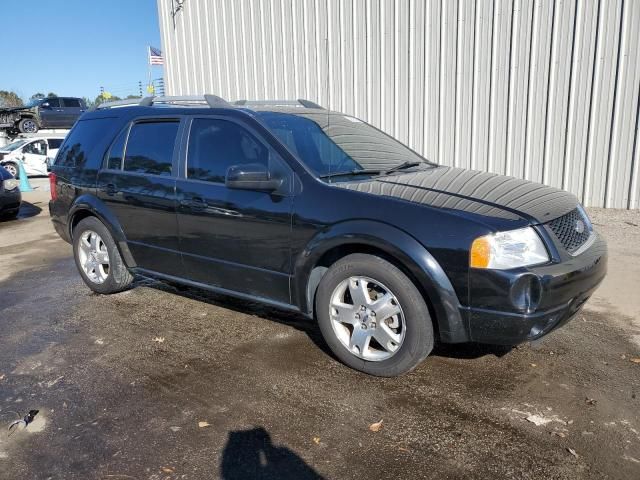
[
  {"left": 18, "top": 118, "right": 39, "bottom": 134},
  {"left": 315, "top": 253, "right": 434, "bottom": 376},
  {"left": 73, "top": 217, "right": 133, "bottom": 294}
]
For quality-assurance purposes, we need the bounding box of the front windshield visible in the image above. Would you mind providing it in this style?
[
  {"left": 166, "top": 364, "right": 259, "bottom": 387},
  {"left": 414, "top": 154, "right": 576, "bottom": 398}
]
[
  {"left": 25, "top": 99, "right": 42, "bottom": 108},
  {"left": 256, "top": 112, "right": 431, "bottom": 178},
  {"left": 1, "top": 139, "right": 27, "bottom": 152}
]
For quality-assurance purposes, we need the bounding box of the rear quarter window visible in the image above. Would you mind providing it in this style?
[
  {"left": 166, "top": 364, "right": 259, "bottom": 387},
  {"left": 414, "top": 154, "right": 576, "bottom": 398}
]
[{"left": 54, "top": 118, "right": 119, "bottom": 169}]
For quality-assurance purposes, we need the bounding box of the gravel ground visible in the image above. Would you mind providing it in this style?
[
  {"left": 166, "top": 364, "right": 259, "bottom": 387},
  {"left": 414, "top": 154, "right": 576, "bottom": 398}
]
[{"left": 0, "top": 182, "right": 638, "bottom": 479}]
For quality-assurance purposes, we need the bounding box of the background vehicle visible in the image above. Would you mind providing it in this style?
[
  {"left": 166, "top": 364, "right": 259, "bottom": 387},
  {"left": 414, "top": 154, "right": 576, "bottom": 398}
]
[
  {"left": 49, "top": 95, "right": 607, "bottom": 377},
  {"left": 0, "top": 166, "right": 21, "bottom": 219},
  {"left": 1, "top": 136, "right": 65, "bottom": 177},
  {"left": 0, "top": 97, "right": 86, "bottom": 134}
]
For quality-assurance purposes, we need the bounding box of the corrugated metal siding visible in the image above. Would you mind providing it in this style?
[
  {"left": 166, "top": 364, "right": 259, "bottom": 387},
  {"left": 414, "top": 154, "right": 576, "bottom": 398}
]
[{"left": 158, "top": 0, "right": 640, "bottom": 208}]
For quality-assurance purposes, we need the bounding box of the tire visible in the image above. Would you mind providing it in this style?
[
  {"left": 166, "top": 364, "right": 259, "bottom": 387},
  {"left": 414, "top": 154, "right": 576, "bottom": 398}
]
[
  {"left": 315, "top": 253, "right": 434, "bottom": 377},
  {"left": 18, "top": 118, "right": 39, "bottom": 134},
  {"left": 73, "top": 217, "right": 133, "bottom": 294},
  {"left": 3, "top": 162, "right": 18, "bottom": 179}
]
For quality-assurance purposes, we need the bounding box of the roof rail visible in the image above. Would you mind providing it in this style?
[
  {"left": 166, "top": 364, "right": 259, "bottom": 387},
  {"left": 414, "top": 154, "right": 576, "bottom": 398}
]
[
  {"left": 234, "top": 99, "right": 325, "bottom": 109},
  {"left": 96, "top": 94, "right": 231, "bottom": 110}
]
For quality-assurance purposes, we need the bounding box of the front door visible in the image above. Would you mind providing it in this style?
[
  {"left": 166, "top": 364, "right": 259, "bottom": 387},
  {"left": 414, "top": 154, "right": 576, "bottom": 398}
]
[
  {"left": 39, "top": 98, "right": 64, "bottom": 128},
  {"left": 21, "top": 139, "right": 49, "bottom": 175},
  {"left": 175, "top": 117, "right": 294, "bottom": 304},
  {"left": 97, "top": 119, "right": 183, "bottom": 275}
]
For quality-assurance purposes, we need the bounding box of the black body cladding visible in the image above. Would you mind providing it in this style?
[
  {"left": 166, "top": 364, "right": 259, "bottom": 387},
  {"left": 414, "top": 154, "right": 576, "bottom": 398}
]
[{"left": 49, "top": 103, "right": 607, "bottom": 346}]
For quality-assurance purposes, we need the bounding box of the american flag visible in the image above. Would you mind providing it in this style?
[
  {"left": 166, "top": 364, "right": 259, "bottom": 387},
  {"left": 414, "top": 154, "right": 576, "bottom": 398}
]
[{"left": 148, "top": 46, "right": 164, "bottom": 65}]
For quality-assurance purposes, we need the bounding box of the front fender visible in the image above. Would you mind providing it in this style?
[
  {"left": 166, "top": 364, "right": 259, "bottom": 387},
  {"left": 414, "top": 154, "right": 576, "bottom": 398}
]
[
  {"left": 68, "top": 194, "right": 137, "bottom": 268},
  {"left": 293, "top": 220, "right": 469, "bottom": 343}
]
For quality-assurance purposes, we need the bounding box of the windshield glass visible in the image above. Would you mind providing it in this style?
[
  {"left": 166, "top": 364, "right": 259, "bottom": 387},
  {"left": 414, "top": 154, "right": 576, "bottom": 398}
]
[
  {"left": 1, "top": 140, "right": 27, "bottom": 152},
  {"left": 25, "top": 99, "right": 43, "bottom": 108},
  {"left": 256, "top": 112, "right": 431, "bottom": 178}
]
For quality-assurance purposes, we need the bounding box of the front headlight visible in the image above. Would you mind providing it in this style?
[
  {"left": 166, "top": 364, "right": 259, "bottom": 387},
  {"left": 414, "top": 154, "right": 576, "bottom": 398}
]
[
  {"left": 3, "top": 179, "right": 19, "bottom": 191},
  {"left": 470, "top": 227, "right": 550, "bottom": 269}
]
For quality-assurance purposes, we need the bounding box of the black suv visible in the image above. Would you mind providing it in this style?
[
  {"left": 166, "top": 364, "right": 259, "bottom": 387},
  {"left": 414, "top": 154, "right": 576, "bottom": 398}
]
[
  {"left": 0, "top": 97, "right": 87, "bottom": 134},
  {"left": 49, "top": 95, "right": 607, "bottom": 376}
]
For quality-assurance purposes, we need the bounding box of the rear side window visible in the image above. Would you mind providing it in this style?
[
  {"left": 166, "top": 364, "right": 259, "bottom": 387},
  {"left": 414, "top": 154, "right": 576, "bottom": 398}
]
[
  {"left": 106, "top": 128, "right": 128, "bottom": 170},
  {"left": 48, "top": 139, "right": 63, "bottom": 149},
  {"left": 55, "top": 118, "right": 115, "bottom": 168},
  {"left": 187, "top": 118, "right": 268, "bottom": 183},
  {"left": 63, "top": 98, "right": 81, "bottom": 108},
  {"left": 123, "top": 121, "right": 178, "bottom": 176}
]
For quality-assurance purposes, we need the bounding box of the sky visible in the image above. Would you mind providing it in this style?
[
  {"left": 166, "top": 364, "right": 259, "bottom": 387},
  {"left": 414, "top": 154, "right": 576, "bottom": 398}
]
[{"left": 1, "top": 0, "right": 162, "bottom": 102}]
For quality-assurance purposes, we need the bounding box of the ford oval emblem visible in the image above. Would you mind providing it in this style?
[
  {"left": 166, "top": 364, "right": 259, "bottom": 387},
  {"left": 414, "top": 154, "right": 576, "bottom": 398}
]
[{"left": 575, "top": 219, "right": 585, "bottom": 234}]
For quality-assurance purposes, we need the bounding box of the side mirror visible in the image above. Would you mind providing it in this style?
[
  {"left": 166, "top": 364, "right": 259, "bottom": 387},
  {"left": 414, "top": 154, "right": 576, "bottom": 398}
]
[
  {"left": 225, "top": 163, "right": 282, "bottom": 192},
  {"left": 41, "top": 102, "right": 50, "bottom": 109}
]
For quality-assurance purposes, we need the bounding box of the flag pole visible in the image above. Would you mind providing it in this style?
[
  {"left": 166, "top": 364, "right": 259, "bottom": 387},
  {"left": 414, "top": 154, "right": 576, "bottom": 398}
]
[{"left": 147, "top": 45, "right": 152, "bottom": 94}]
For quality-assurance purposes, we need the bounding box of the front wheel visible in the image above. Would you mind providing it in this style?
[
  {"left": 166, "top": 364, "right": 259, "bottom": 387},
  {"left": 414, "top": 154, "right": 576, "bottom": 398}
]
[
  {"left": 73, "top": 217, "right": 133, "bottom": 294},
  {"left": 315, "top": 254, "right": 434, "bottom": 377},
  {"left": 18, "top": 118, "right": 39, "bottom": 134}
]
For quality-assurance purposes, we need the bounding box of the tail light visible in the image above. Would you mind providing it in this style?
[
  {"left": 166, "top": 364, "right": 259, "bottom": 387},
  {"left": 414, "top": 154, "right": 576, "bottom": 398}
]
[{"left": 49, "top": 172, "right": 57, "bottom": 200}]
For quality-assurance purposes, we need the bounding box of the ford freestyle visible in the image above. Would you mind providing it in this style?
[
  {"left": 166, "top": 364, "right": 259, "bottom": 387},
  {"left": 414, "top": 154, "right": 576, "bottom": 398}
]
[{"left": 48, "top": 95, "right": 607, "bottom": 376}]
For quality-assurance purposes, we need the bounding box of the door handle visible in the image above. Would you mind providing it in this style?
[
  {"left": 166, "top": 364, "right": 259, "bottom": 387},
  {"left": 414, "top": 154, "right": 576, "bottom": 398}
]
[
  {"left": 104, "top": 183, "right": 116, "bottom": 196},
  {"left": 180, "top": 197, "right": 207, "bottom": 211}
]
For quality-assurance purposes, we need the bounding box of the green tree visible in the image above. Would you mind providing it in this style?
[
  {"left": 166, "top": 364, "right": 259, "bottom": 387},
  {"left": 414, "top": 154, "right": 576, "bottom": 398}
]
[
  {"left": 93, "top": 93, "right": 121, "bottom": 106},
  {"left": 0, "top": 90, "right": 23, "bottom": 108},
  {"left": 30, "top": 92, "right": 45, "bottom": 100},
  {"left": 47, "top": 92, "right": 58, "bottom": 98}
]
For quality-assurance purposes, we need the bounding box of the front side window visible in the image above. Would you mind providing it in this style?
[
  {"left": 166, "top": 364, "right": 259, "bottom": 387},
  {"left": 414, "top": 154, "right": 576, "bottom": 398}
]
[
  {"left": 187, "top": 118, "right": 268, "bottom": 183},
  {"left": 123, "top": 121, "right": 178, "bottom": 176},
  {"left": 23, "top": 140, "right": 47, "bottom": 155},
  {"left": 44, "top": 98, "right": 61, "bottom": 108}
]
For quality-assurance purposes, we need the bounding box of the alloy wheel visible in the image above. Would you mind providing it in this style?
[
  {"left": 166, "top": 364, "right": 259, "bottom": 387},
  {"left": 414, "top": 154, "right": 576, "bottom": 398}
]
[
  {"left": 77, "top": 230, "right": 110, "bottom": 284},
  {"left": 329, "top": 276, "right": 406, "bottom": 361}
]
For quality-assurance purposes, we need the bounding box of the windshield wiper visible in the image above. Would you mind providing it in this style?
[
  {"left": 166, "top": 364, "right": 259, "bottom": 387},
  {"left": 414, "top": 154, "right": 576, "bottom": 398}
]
[
  {"left": 384, "top": 161, "right": 422, "bottom": 174},
  {"left": 319, "top": 161, "right": 424, "bottom": 180},
  {"left": 319, "top": 168, "right": 384, "bottom": 180}
]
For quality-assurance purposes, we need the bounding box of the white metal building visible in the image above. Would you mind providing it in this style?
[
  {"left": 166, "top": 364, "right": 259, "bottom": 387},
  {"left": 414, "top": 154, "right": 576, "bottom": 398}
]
[{"left": 157, "top": 0, "right": 640, "bottom": 209}]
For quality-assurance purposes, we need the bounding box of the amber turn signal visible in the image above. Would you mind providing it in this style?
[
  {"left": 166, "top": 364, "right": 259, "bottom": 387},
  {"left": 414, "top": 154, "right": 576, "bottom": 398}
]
[{"left": 470, "top": 236, "right": 491, "bottom": 268}]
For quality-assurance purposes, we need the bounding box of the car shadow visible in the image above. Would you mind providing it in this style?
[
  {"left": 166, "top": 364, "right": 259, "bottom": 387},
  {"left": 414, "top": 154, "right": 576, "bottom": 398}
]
[
  {"left": 0, "top": 200, "right": 42, "bottom": 222},
  {"left": 432, "top": 341, "right": 513, "bottom": 359},
  {"left": 140, "top": 277, "right": 335, "bottom": 358},
  {"left": 220, "top": 427, "right": 324, "bottom": 480},
  {"left": 140, "top": 276, "right": 514, "bottom": 363},
  {"left": 17, "top": 201, "right": 43, "bottom": 219}
]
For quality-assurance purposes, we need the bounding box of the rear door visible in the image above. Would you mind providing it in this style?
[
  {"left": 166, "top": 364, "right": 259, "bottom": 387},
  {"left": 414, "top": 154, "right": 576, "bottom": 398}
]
[
  {"left": 60, "top": 98, "right": 85, "bottom": 127},
  {"left": 97, "top": 117, "right": 183, "bottom": 275}
]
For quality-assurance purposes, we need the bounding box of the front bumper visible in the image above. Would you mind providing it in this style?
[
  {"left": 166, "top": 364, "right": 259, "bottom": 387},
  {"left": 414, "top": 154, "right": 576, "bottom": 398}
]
[
  {"left": 0, "top": 188, "right": 21, "bottom": 214},
  {"left": 464, "top": 232, "right": 607, "bottom": 345}
]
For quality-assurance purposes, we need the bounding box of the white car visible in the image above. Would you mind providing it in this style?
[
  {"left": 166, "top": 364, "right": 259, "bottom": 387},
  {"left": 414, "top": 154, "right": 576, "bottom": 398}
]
[{"left": 0, "top": 136, "right": 65, "bottom": 177}]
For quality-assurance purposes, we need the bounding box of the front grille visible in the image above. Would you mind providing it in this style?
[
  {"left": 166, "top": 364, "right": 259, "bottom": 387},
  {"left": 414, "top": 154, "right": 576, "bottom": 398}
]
[{"left": 546, "top": 208, "right": 592, "bottom": 254}]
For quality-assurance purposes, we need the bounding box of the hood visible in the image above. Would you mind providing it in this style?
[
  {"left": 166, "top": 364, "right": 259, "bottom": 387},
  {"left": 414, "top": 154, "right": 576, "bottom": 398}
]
[
  {"left": 0, "top": 106, "right": 29, "bottom": 113},
  {"left": 337, "top": 166, "right": 578, "bottom": 224}
]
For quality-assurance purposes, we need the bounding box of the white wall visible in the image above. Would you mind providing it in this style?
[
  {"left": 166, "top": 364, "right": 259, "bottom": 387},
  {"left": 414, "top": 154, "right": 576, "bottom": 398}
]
[{"left": 158, "top": 0, "right": 640, "bottom": 209}]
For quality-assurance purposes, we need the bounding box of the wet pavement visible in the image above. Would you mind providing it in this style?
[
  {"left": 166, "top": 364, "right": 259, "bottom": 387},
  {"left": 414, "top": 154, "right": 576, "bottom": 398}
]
[{"left": 0, "top": 180, "right": 639, "bottom": 479}]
